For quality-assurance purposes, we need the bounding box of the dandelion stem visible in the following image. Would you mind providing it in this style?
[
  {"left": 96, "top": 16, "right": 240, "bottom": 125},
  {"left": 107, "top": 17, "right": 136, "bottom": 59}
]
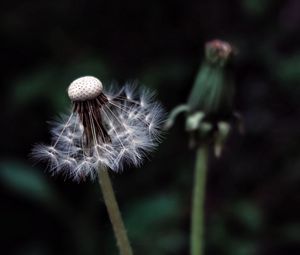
[
  {"left": 98, "top": 167, "right": 133, "bottom": 255},
  {"left": 191, "top": 146, "right": 208, "bottom": 255}
]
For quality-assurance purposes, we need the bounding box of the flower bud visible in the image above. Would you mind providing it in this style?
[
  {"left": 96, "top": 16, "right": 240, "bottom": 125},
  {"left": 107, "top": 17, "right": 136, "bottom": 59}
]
[
  {"left": 205, "top": 40, "right": 233, "bottom": 67},
  {"left": 187, "top": 39, "right": 234, "bottom": 118}
]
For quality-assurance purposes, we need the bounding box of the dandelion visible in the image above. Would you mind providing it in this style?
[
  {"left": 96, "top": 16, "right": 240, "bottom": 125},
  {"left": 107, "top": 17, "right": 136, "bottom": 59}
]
[
  {"left": 32, "top": 76, "right": 165, "bottom": 255},
  {"left": 32, "top": 76, "right": 164, "bottom": 181},
  {"left": 165, "top": 40, "right": 239, "bottom": 255}
]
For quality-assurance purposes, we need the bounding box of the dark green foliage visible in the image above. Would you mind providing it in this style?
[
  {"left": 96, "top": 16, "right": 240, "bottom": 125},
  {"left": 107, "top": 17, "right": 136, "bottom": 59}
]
[{"left": 1, "top": 0, "right": 299, "bottom": 254}]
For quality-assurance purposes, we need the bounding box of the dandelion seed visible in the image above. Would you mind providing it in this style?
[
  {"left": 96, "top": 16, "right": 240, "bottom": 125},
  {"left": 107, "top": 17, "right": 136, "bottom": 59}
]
[{"left": 32, "top": 76, "right": 165, "bottom": 181}]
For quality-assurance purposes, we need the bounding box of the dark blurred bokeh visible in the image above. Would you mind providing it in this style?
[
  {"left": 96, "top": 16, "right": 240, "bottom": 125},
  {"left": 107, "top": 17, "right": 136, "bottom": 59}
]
[{"left": 1, "top": 0, "right": 299, "bottom": 254}]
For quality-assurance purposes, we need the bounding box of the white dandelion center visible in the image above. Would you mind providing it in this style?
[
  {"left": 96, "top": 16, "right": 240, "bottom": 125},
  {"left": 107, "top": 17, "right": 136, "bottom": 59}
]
[{"left": 33, "top": 77, "right": 164, "bottom": 180}]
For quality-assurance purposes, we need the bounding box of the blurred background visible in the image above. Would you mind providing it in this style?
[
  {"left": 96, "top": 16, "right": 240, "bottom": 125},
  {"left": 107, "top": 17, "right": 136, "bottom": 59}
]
[{"left": 1, "top": 0, "right": 299, "bottom": 254}]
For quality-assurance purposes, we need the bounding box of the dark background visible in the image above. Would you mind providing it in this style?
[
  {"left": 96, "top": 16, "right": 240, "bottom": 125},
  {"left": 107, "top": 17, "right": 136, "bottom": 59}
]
[{"left": 1, "top": 0, "right": 299, "bottom": 254}]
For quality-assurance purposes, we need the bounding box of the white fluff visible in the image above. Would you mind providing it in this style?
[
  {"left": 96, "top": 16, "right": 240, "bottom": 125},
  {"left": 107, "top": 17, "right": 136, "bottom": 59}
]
[{"left": 32, "top": 84, "right": 165, "bottom": 181}]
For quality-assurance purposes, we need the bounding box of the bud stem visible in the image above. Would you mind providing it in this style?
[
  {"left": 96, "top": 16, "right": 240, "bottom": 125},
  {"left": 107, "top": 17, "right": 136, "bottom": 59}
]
[
  {"left": 98, "top": 167, "right": 133, "bottom": 255},
  {"left": 191, "top": 146, "right": 208, "bottom": 255}
]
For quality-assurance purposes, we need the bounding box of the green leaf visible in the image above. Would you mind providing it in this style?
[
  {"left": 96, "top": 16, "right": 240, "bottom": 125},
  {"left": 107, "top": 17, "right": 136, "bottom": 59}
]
[
  {"left": 233, "top": 200, "right": 263, "bottom": 233},
  {"left": 241, "top": 0, "right": 272, "bottom": 17},
  {"left": 276, "top": 55, "right": 300, "bottom": 85},
  {"left": 125, "top": 193, "right": 184, "bottom": 255},
  {"left": 0, "top": 161, "right": 57, "bottom": 206}
]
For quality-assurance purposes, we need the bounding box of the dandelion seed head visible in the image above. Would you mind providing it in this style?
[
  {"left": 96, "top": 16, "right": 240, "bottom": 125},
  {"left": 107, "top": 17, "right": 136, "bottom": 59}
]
[
  {"left": 68, "top": 76, "right": 103, "bottom": 101},
  {"left": 33, "top": 77, "right": 165, "bottom": 181}
]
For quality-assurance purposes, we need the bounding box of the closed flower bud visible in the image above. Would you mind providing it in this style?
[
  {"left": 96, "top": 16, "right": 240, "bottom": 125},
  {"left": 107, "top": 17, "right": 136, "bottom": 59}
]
[
  {"left": 166, "top": 40, "right": 240, "bottom": 156},
  {"left": 187, "top": 39, "right": 234, "bottom": 118}
]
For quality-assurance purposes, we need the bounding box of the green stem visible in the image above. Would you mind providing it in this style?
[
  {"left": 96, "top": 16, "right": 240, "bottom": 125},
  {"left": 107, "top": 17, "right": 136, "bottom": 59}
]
[
  {"left": 98, "top": 167, "right": 133, "bottom": 255},
  {"left": 191, "top": 146, "right": 208, "bottom": 255}
]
